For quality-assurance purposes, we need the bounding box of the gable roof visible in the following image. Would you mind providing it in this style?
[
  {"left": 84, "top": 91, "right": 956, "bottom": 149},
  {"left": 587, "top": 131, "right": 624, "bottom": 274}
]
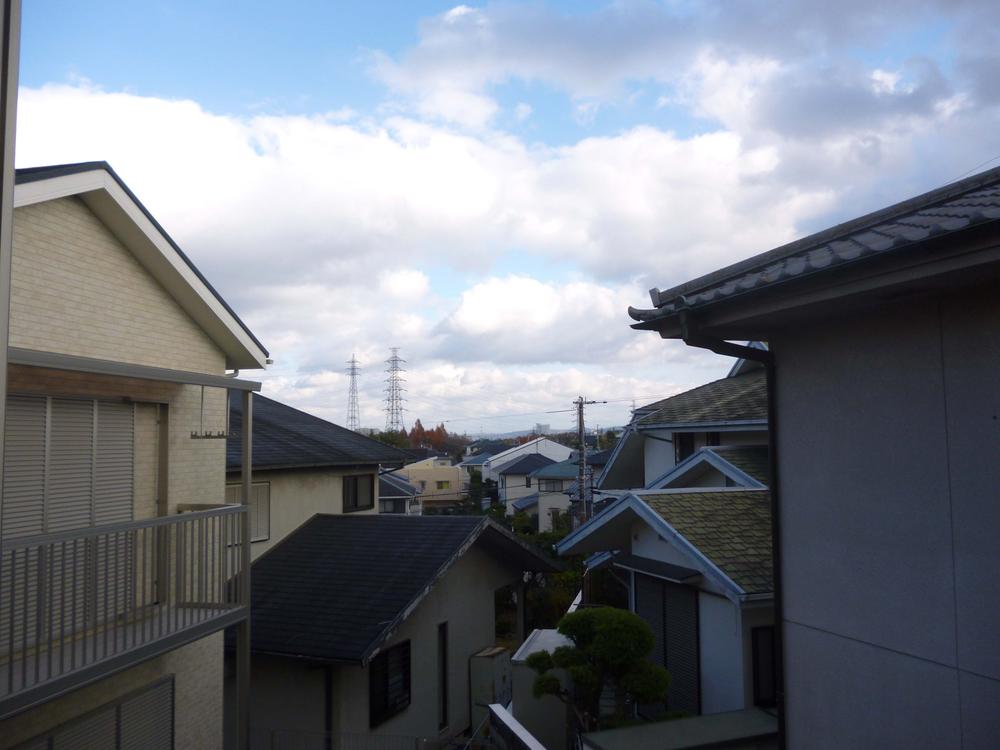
[
  {"left": 15, "top": 162, "right": 268, "bottom": 368},
  {"left": 646, "top": 444, "right": 769, "bottom": 490},
  {"left": 458, "top": 453, "right": 493, "bottom": 467},
  {"left": 485, "top": 437, "right": 572, "bottom": 467},
  {"left": 645, "top": 491, "right": 772, "bottom": 595},
  {"left": 557, "top": 490, "right": 772, "bottom": 598},
  {"left": 227, "top": 392, "right": 408, "bottom": 472},
  {"left": 636, "top": 369, "right": 767, "bottom": 428},
  {"left": 511, "top": 493, "right": 540, "bottom": 512},
  {"left": 630, "top": 166, "right": 1000, "bottom": 333},
  {"left": 499, "top": 454, "right": 556, "bottom": 476},
  {"left": 247, "top": 514, "right": 558, "bottom": 664}
]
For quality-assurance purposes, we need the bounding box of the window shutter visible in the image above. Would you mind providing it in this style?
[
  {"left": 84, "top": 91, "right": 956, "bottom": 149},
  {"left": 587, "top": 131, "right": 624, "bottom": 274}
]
[
  {"left": 119, "top": 678, "right": 174, "bottom": 750},
  {"left": 1, "top": 395, "right": 47, "bottom": 539},
  {"left": 48, "top": 399, "right": 95, "bottom": 532},
  {"left": 250, "top": 483, "right": 270, "bottom": 541},
  {"left": 51, "top": 705, "right": 117, "bottom": 750},
  {"left": 95, "top": 402, "right": 134, "bottom": 526},
  {"left": 664, "top": 583, "right": 700, "bottom": 714}
]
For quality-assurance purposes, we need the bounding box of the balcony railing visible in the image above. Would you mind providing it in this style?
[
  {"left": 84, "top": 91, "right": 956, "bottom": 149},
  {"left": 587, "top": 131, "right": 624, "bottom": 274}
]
[{"left": 0, "top": 505, "right": 248, "bottom": 717}]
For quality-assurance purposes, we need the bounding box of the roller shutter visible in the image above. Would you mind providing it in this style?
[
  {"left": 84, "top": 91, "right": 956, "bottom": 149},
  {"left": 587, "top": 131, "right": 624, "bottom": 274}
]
[{"left": 16, "top": 677, "right": 174, "bottom": 750}]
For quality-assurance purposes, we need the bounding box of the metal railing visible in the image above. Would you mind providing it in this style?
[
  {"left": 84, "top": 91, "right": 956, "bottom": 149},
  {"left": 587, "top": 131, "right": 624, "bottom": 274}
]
[
  {"left": 251, "top": 729, "right": 500, "bottom": 750},
  {"left": 0, "top": 505, "right": 248, "bottom": 713}
]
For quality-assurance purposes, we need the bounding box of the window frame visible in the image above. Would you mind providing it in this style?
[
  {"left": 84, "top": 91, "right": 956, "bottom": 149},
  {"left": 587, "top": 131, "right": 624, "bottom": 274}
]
[
  {"left": 752, "top": 625, "right": 777, "bottom": 707},
  {"left": 344, "top": 473, "right": 375, "bottom": 513},
  {"left": 225, "top": 481, "right": 271, "bottom": 543},
  {"left": 369, "top": 640, "right": 411, "bottom": 728}
]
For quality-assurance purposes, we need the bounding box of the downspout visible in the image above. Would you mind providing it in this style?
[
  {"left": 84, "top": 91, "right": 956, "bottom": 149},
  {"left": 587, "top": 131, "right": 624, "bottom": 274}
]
[{"left": 678, "top": 309, "right": 786, "bottom": 748}]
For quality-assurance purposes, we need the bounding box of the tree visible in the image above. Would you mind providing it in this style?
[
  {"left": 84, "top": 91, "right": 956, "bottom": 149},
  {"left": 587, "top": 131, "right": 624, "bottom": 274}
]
[
  {"left": 371, "top": 429, "right": 409, "bottom": 449},
  {"left": 526, "top": 607, "right": 670, "bottom": 732}
]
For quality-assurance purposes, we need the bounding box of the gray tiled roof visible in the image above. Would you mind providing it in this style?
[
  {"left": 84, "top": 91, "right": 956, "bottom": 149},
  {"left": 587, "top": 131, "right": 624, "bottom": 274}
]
[
  {"left": 644, "top": 491, "right": 772, "bottom": 594},
  {"left": 630, "top": 166, "right": 1000, "bottom": 325},
  {"left": 228, "top": 392, "right": 408, "bottom": 471},
  {"left": 247, "top": 514, "right": 557, "bottom": 663},
  {"left": 379, "top": 472, "right": 419, "bottom": 497},
  {"left": 709, "top": 445, "right": 769, "bottom": 485},
  {"left": 499, "top": 454, "right": 556, "bottom": 476},
  {"left": 636, "top": 370, "right": 767, "bottom": 427}
]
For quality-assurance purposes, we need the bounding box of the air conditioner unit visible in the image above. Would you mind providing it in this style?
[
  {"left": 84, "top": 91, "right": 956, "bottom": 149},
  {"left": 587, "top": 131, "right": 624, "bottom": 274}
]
[{"left": 469, "top": 646, "right": 512, "bottom": 731}]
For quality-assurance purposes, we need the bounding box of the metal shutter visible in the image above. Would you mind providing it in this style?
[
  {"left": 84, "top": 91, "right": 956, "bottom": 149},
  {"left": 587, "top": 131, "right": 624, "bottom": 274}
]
[
  {"left": 634, "top": 573, "right": 666, "bottom": 718},
  {"left": 95, "top": 402, "right": 134, "bottom": 525},
  {"left": 664, "top": 583, "right": 700, "bottom": 714},
  {"left": 1, "top": 395, "right": 47, "bottom": 539},
  {"left": 47, "top": 399, "right": 96, "bottom": 532},
  {"left": 52, "top": 705, "right": 116, "bottom": 750},
  {"left": 119, "top": 678, "right": 174, "bottom": 750}
]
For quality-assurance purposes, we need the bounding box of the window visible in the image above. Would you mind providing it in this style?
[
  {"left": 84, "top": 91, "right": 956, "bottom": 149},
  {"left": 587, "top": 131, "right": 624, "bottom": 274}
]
[
  {"left": 752, "top": 626, "right": 776, "bottom": 707},
  {"left": 706, "top": 432, "right": 721, "bottom": 447},
  {"left": 525, "top": 476, "right": 532, "bottom": 488},
  {"left": 674, "top": 433, "right": 695, "bottom": 463},
  {"left": 17, "top": 676, "right": 174, "bottom": 749},
  {"left": 345, "top": 474, "right": 375, "bottom": 512},
  {"left": 379, "top": 497, "right": 406, "bottom": 514},
  {"left": 225, "top": 482, "right": 271, "bottom": 542},
  {"left": 438, "top": 623, "right": 449, "bottom": 730},
  {"left": 436, "top": 480, "right": 451, "bottom": 490},
  {"left": 539, "top": 479, "right": 562, "bottom": 493},
  {"left": 369, "top": 641, "right": 411, "bottom": 728}
]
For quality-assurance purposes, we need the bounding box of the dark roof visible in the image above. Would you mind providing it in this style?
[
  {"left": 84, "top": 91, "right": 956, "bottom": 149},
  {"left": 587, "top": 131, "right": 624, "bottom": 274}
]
[
  {"left": 379, "top": 472, "right": 419, "bottom": 497},
  {"left": 459, "top": 453, "right": 493, "bottom": 467},
  {"left": 630, "top": 166, "right": 1000, "bottom": 326},
  {"left": 16, "top": 162, "right": 268, "bottom": 357},
  {"left": 710, "top": 445, "right": 769, "bottom": 485},
  {"left": 227, "top": 392, "right": 408, "bottom": 472},
  {"left": 586, "top": 449, "right": 612, "bottom": 466},
  {"left": 247, "top": 514, "right": 557, "bottom": 663},
  {"left": 644, "top": 491, "right": 772, "bottom": 595},
  {"left": 608, "top": 553, "right": 701, "bottom": 585},
  {"left": 402, "top": 447, "right": 451, "bottom": 463},
  {"left": 511, "top": 493, "right": 540, "bottom": 512},
  {"left": 499, "top": 454, "right": 556, "bottom": 476},
  {"left": 636, "top": 369, "right": 767, "bottom": 427},
  {"left": 469, "top": 440, "right": 509, "bottom": 455}
]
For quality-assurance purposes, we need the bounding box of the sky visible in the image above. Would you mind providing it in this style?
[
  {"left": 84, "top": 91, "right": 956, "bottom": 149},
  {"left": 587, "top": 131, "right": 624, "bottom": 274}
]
[{"left": 14, "top": 1, "right": 1000, "bottom": 434}]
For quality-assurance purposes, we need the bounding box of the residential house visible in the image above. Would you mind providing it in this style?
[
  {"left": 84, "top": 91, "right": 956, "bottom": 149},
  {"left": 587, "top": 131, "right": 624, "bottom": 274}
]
[
  {"left": 378, "top": 471, "right": 421, "bottom": 515},
  {"left": 463, "top": 439, "right": 508, "bottom": 459},
  {"left": 0, "top": 162, "right": 267, "bottom": 748},
  {"left": 457, "top": 450, "right": 493, "bottom": 484},
  {"left": 628, "top": 167, "right": 1000, "bottom": 746},
  {"left": 526, "top": 450, "right": 612, "bottom": 532},
  {"left": 395, "top": 456, "right": 465, "bottom": 512},
  {"left": 224, "top": 392, "right": 408, "bottom": 559},
  {"left": 499, "top": 454, "right": 555, "bottom": 508},
  {"left": 556, "top": 490, "right": 775, "bottom": 718},
  {"left": 245, "top": 514, "right": 557, "bottom": 746},
  {"left": 598, "top": 362, "right": 768, "bottom": 491},
  {"left": 482, "top": 437, "right": 573, "bottom": 483}
]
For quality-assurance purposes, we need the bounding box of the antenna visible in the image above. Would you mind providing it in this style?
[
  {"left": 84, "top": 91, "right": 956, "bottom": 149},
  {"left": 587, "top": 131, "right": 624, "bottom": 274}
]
[
  {"left": 346, "top": 354, "right": 361, "bottom": 432},
  {"left": 384, "top": 347, "right": 407, "bottom": 432}
]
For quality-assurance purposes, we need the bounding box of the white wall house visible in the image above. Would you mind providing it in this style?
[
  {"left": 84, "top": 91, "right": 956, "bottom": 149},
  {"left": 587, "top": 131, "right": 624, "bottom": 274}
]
[
  {"left": 482, "top": 437, "right": 573, "bottom": 483},
  {"left": 557, "top": 490, "right": 775, "bottom": 717},
  {"left": 629, "top": 166, "right": 1000, "bottom": 746}
]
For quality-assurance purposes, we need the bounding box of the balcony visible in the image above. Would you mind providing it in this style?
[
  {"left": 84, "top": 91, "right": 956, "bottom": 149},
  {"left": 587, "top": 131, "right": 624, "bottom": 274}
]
[{"left": 0, "top": 505, "right": 248, "bottom": 717}]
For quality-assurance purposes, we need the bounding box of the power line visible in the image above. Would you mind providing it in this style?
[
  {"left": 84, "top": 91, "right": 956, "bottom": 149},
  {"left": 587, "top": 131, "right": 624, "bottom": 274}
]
[{"left": 345, "top": 353, "right": 361, "bottom": 432}]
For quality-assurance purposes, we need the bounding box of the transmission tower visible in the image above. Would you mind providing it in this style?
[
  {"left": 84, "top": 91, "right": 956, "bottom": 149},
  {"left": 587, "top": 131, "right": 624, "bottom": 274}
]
[
  {"left": 345, "top": 354, "right": 361, "bottom": 432},
  {"left": 384, "top": 347, "right": 407, "bottom": 432}
]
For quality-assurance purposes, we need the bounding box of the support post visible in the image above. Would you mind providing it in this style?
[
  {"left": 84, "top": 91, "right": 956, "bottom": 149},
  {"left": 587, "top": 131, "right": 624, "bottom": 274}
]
[
  {"left": 236, "top": 390, "right": 253, "bottom": 750},
  {"left": 0, "top": 0, "right": 21, "bottom": 544}
]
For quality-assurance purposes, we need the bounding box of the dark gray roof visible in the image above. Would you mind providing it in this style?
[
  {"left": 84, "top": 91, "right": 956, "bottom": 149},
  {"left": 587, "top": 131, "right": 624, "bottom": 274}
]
[
  {"left": 16, "top": 162, "right": 268, "bottom": 357},
  {"left": 709, "top": 445, "right": 769, "bottom": 485},
  {"left": 500, "top": 454, "right": 556, "bottom": 476},
  {"left": 379, "top": 472, "right": 419, "bottom": 497},
  {"left": 630, "top": 166, "right": 1000, "bottom": 326},
  {"left": 609, "top": 553, "right": 701, "bottom": 585},
  {"left": 636, "top": 369, "right": 767, "bottom": 427},
  {"left": 247, "top": 514, "right": 557, "bottom": 663},
  {"left": 227, "top": 392, "right": 408, "bottom": 472},
  {"left": 459, "top": 453, "right": 493, "bottom": 467}
]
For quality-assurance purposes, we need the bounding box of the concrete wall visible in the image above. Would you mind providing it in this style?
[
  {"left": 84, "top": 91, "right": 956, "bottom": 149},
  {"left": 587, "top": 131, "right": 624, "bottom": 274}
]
[
  {"left": 11, "top": 197, "right": 225, "bottom": 374},
  {"left": 537, "top": 492, "right": 570, "bottom": 532},
  {"left": 227, "top": 467, "right": 378, "bottom": 560},
  {"left": 642, "top": 430, "right": 675, "bottom": 486},
  {"left": 698, "top": 592, "right": 744, "bottom": 714},
  {"left": 397, "top": 459, "right": 463, "bottom": 505},
  {"left": 0, "top": 633, "right": 225, "bottom": 749},
  {"left": 500, "top": 473, "right": 535, "bottom": 503},
  {"left": 246, "top": 655, "right": 326, "bottom": 741},
  {"left": 330, "top": 545, "right": 518, "bottom": 740},
  {"left": 773, "top": 285, "right": 1000, "bottom": 748}
]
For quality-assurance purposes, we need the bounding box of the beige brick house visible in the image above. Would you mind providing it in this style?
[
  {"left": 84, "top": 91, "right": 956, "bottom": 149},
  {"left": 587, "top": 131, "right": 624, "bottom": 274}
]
[{"left": 0, "top": 162, "right": 267, "bottom": 748}]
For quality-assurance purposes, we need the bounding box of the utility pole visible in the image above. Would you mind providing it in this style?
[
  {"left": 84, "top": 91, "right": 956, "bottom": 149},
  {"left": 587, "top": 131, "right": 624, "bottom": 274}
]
[
  {"left": 384, "top": 347, "right": 406, "bottom": 432},
  {"left": 345, "top": 354, "right": 361, "bottom": 432},
  {"left": 575, "top": 396, "right": 606, "bottom": 523}
]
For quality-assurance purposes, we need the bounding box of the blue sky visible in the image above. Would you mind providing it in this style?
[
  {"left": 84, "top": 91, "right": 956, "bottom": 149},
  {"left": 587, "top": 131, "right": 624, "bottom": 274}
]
[{"left": 16, "top": 1, "right": 1000, "bottom": 433}]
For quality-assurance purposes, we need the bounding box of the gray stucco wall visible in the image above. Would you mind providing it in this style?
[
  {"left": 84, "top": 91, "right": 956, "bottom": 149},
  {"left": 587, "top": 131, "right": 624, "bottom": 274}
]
[{"left": 773, "top": 284, "right": 1000, "bottom": 748}]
